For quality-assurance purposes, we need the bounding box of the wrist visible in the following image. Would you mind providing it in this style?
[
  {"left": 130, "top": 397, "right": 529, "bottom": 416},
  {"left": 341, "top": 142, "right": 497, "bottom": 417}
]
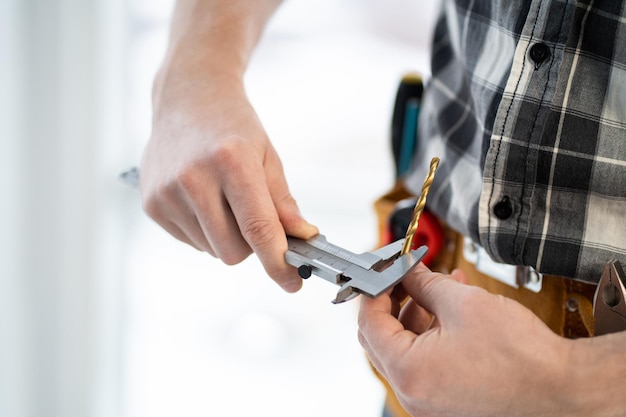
[
  {"left": 157, "top": 0, "right": 282, "bottom": 89},
  {"left": 152, "top": 0, "right": 281, "bottom": 114},
  {"left": 561, "top": 335, "right": 626, "bottom": 416},
  {"left": 151, "top": 51, "right": 246, "bottom": 123}
]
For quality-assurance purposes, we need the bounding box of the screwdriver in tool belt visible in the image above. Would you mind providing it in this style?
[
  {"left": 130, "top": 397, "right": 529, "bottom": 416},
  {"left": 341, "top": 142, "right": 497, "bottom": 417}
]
[{"left": 392, "top": 72, "right": 424, "bottom": 178}]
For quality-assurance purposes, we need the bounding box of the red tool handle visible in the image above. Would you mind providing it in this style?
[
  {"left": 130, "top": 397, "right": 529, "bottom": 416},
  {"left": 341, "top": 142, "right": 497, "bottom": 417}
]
[{"left": 385, "top": 202, "right": 444, "bottom": 267}]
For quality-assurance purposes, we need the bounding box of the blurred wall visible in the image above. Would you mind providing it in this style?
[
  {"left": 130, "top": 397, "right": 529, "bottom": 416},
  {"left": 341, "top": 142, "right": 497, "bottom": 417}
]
[{"left": 0, "top": 0, "right": 128, "bottom": 416}]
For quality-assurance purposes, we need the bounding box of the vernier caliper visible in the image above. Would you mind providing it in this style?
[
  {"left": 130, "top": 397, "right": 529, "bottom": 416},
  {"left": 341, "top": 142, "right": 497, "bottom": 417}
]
[
  {"left": 285, "top": 234, "right": 427, "bottom": 304},
  {"left": 285, "top": 158, "right": 439, "bottom": 304}
]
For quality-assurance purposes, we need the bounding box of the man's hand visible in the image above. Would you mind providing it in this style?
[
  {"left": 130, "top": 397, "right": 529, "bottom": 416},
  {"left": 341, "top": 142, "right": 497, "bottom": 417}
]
[
  {"left": 139, "top": 0, "right": 317, "bottom": 292},
  {"left": 358, "top": 264, "right": 581, "bottom": 417}
]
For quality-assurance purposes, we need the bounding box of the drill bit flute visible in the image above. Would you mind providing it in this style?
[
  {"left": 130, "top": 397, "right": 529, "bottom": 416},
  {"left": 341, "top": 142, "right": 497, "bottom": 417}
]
[{"left": 400, "top": 157, "right": 440, "bottom": 256}]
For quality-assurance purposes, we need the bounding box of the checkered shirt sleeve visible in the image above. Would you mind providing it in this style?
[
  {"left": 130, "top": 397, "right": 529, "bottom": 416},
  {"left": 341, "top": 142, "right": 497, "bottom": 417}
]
[{"left": 405, "top": 0, "right": 626, "bottom": 283}]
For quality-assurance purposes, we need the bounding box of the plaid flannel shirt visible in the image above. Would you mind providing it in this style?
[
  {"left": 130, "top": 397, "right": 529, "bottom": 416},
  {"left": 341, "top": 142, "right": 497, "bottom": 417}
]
[{"left": 406, "top": 0, "right": 626, "bottom": 283}]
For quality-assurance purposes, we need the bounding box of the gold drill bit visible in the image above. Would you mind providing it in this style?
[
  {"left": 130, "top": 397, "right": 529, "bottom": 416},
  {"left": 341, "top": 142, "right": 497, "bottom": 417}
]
[{"left": 400, "top": 157, "right": 440, "bottom": 255}]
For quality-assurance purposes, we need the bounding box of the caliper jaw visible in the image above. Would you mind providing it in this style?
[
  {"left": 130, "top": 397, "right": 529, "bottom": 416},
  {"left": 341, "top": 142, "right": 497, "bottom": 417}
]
[{"left": 285, "top": 234, "right": 428, "bottom": 303}]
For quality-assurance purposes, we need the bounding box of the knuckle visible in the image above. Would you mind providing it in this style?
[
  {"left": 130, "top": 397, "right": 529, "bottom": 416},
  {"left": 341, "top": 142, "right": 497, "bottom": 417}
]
[
  {"left": 141, "top": 183, "right": 170, "bottom": 220},
  {"left": 418, "top": 275, "right": 440, "bottom": 301},
  {"left": 277, "top": 192, "right": 297, "bottom": 207},
  {"left": 176, "top": 164, "right": 205, "bottom": 197},
  {"left": 240, "top": 217, "right": 277, "bottom": 249},
  {"left": 141, "top": 193, "right": 161, "bottom": 219},
  {"left": 141, "top": 172, "right": 189, "bottom": 220},
  {"left": 456, "top": 285, "right": 484, "bottom": 310},
  {"left": 209, "top": 141, "right": 247, "bottom": 174}
]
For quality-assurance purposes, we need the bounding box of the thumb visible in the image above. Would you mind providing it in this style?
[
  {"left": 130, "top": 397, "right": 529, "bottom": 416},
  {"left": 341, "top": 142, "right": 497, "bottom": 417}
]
[
  {"left": 401, "top": 263, "right": 464, "bottom": 317},
  {"left": 264, "top": 146, "right": 318, "bottom": 239},
  {"left": 279, "top": 200, "right": 319, "bottom": 239}
]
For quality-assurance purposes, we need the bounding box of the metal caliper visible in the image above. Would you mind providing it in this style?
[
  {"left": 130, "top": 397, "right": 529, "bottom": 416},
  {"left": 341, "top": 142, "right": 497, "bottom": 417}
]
[
  {"left": 285, "top": 235, "right": 427, "bottom": 304},
  {"left": 284, "top": 157, "right": 439, "bottom": 304}
]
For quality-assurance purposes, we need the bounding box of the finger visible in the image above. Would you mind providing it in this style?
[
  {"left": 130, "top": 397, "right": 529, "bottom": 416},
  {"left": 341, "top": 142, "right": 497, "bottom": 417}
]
[
  {"left": 399, "top": 299, "right": 435, "bottom": 335},
  {"left": 358, "top": 292, "right": 416, "bottom": 363},
  {"left": 142, "top": 186, "right": 215, "bottom": 254},
  {"left": 162, "top": 199, "right": 219, "bottom": 255},
  {"left": 357, "top": 295, "right": 396, "bottom": 380},
  {"left": 169, "top": 156, "right": 267, "bottom": 266},
  {"left": 391, "top": 284, "right": 410, "bottom": 310},
  {"left": 161, "top": 218, "right": 210, "bottom": 253},
  {"left": 221, "top": 153, "right": 302, "bottom": 291},
  {"left": 358, "top": 333, "right": 388, "bottom": 382},
  {"left": 190, "top": 188, "right": 253, "bottom": 263},
  {"left": 264, "top": 145, "right": 318, "bottom": 239},
  {"left": 401, "top": 263, "right": 462, "bottom": 318}
]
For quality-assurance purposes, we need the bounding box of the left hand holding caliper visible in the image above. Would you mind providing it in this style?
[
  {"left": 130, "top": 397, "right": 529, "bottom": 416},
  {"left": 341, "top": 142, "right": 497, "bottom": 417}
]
[{"left": 358, "top": 264, "right": 624, "bottom": 417}]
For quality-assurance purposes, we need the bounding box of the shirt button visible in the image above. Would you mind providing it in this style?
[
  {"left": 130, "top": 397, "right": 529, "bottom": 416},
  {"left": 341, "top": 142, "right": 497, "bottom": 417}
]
[
  {"left": 493, "top": 196, "right": 513, "bottom": 220},
  {"left": 529, "top": 43, "right": 550, "bottom": 65}
]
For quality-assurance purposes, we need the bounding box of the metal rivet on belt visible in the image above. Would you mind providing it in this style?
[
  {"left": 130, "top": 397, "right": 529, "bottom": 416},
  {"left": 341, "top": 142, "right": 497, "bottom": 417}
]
[{"left": 565, "top": 298, "right": 579, "bottom": 313}]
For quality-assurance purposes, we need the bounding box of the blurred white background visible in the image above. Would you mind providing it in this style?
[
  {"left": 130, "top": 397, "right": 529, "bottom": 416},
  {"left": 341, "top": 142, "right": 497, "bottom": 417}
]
[{"left": 1, "top": 0, "right": 438, "bottom": 416}]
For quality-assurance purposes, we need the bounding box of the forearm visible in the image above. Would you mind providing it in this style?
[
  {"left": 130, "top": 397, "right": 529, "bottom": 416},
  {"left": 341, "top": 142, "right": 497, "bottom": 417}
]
[
  {"left": 565, "top": 333, "right": 626, "bottom": 416},
  {"left": 153, "top": 0, "right": 282, "bottom": 113}
]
